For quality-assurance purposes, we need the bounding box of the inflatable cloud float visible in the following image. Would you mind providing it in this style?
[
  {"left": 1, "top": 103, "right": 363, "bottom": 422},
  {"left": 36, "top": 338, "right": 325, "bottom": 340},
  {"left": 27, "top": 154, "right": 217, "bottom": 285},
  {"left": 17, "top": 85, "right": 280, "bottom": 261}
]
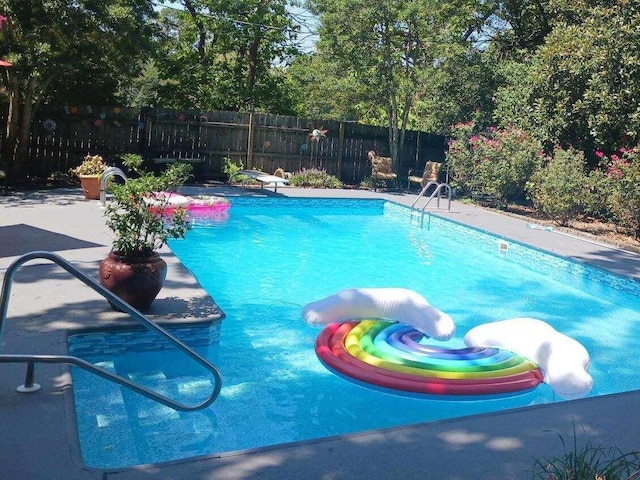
[
  {"left": 302, "top": 287, "right": 455, "bottom": 340},
  {"left": 464, "top": 318, "right": 593, "bottom": 399}
]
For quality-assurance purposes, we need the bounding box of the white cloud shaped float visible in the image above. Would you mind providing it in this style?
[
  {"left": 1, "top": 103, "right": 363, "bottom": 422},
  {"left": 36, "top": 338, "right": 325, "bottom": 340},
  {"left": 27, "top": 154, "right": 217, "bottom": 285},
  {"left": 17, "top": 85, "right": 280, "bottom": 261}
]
[
  {"left": 301, "top": 288, "right": 456, "bottom": 340},
  {"left": 464, "top": 318, "right": 593, "bottom": 399}
]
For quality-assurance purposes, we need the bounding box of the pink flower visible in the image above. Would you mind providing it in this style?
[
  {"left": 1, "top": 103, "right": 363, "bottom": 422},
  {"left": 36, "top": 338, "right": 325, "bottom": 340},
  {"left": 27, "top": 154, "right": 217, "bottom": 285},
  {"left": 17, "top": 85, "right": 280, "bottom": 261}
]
[{"left": 595, "top": 151, "right": 605, "bottom": 158}]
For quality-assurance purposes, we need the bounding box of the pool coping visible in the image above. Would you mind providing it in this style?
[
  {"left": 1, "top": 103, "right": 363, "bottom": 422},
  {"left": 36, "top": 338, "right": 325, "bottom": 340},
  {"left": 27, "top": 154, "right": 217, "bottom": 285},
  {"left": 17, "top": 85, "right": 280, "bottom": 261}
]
[{"left": 1, "top": 186, "right": 639, "bottom": 480}]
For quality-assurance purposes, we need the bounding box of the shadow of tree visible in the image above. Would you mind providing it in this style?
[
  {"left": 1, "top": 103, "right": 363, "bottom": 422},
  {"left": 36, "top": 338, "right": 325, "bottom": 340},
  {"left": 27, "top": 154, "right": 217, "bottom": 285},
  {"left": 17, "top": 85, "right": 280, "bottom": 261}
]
[{"left": 0, "top": 224, "right": 103, "bottom": 258}]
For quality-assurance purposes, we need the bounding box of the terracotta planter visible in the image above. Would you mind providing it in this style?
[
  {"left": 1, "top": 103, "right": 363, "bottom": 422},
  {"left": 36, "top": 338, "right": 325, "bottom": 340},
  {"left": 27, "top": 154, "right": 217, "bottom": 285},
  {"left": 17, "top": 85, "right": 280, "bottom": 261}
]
[
  {"left": 99, "top": 251, "right": 168, "bottom": 311},
  {"left": 79, "top": 175, "right": 102, "bottom": 200}
]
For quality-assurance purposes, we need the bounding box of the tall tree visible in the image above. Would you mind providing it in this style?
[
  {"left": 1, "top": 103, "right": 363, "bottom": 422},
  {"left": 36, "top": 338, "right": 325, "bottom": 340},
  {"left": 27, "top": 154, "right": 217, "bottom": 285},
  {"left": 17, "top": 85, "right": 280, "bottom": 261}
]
[
  {"left": 0, "top": 0, "right": 156, "bottom": 185},
  {"left": 308, "top": 0, "right": 484, "bottom": 168},
  {"left": 152, "top": 0, "right": 300, "bottom": 112}
]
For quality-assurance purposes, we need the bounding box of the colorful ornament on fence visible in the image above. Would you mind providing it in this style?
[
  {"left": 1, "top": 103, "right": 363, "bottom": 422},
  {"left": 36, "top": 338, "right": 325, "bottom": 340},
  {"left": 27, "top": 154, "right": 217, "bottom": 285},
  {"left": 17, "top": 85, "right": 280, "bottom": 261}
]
[
  {"left": 64, "top": 105, "right": 70, "bottom": 114},
  {"left": 177, "top": 113, "right": 186, "bottom": 121},
  {"left": 309, "top": 127, "right": 328, "bottom": 142},
  {"left": 138, "top": 121, "right": 145, "bottom": 130},
  {"left": 43, "top": 119, "right": 57, "bottom": 132},
  {"left": 113, "top": 121, "right": 121, "bottom": 127},
  {"left": 87, "top": 106, "right": 93, "bottom": 113},
  {"left": 301, "top": 143, "right": 308, "bottom": 151},
  {"left": 70, "top": 107, "right": 79, "bottom": 114},
  {"left": 100, "top": 113, "right": 106, "bottom": 120},
  {"left": 94, "top": 119, "right": 103, "bottom": 126},
  {"left": 263, "top": 140, "right": 271, "bottom": 149},
  {"left": 113, "top": 107, "right": 121, "bottom": 114}
]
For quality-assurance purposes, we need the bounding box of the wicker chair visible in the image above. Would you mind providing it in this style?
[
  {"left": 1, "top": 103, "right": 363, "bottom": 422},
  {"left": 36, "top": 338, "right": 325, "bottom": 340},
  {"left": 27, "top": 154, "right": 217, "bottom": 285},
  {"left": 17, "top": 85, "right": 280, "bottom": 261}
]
[
  {"left": 407, "top": 161, "right": 442, "bottom": 191},
  {"left": 368, "top": 151, "right": 398, "bottom": 191}
]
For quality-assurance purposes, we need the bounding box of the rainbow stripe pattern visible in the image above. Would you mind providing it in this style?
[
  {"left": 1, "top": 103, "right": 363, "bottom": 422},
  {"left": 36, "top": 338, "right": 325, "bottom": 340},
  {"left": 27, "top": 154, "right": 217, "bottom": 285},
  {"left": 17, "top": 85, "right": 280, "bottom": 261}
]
[{"left": 315, "top": 320, "right": 544, "bottom": 396}]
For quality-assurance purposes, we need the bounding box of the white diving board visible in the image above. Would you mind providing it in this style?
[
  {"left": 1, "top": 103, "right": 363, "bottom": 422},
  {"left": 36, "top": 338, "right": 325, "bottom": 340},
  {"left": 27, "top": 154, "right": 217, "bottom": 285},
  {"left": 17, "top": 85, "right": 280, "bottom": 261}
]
[{"left": 236, "top": 169, "right": 290, "bottom": 193}]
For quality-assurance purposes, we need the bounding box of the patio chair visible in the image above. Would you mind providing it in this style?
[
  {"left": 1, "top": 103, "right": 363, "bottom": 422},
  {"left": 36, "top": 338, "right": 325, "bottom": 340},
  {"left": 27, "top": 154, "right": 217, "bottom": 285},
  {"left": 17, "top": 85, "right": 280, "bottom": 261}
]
[
  {"left": 407, "top": 161, "right": 442, "bottom": 191},
  {"left": 368, "top": 151, "right": 398, "bottom": 191}
]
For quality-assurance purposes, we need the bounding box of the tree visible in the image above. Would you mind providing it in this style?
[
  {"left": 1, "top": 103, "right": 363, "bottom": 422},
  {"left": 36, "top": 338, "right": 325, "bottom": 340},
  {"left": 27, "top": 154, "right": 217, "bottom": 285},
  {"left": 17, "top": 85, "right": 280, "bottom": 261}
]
[
  {"left": 308, "top": 0, "right": 484, "bottom": 168},
  {"left": 0, "top": 0, "right": 156, "bottom": 185},
  {"left": 152, "top": 0, "right": 300, "bottom": 112}
]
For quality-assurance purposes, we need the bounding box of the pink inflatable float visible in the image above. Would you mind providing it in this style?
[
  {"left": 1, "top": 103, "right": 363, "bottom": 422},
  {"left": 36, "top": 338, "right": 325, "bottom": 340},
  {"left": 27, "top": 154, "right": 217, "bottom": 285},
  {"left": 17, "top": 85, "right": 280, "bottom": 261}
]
[{"left": 146, "top": 192, "right": 230, "bottom": 215}]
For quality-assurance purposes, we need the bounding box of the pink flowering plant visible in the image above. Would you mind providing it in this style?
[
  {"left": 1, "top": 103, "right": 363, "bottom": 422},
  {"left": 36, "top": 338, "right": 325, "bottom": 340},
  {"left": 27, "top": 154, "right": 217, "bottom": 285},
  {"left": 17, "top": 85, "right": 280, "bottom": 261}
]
[
  {"left": 597, "top": 147, "right": 640, "bottom": 239},
  {"left": 446, "top": 121, "right": 542, "bottom": 207}
]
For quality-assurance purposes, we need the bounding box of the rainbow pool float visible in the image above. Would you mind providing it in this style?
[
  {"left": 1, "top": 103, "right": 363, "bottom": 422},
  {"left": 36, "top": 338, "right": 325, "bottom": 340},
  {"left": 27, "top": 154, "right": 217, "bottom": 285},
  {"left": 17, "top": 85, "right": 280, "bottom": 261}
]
[
  {"left": 304, "top": 288, "right": 593, "bottom": 399},
  {"left": 316, "top": 320, "right": 543, "bottom": 396}
]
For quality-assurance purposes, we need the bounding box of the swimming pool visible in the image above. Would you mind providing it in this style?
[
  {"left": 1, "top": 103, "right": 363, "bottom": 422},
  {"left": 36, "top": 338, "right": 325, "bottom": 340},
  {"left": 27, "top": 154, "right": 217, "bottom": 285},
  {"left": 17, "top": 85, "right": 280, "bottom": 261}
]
[{"left": 70, "top": 198, "right": 640, "bottom": 469}]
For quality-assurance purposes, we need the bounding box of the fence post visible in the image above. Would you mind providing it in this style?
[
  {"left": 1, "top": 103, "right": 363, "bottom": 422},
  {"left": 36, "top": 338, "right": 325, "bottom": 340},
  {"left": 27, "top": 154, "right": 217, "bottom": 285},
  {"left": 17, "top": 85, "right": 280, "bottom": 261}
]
[
  {"left": 138, "top": 106, "right": 151, "bottom": 158},
  {"left": 337, "top": 122, "right": 344, "bottom": 180},
  {"left": 246, "top": 112, "right": 254, "bottom": 170}
]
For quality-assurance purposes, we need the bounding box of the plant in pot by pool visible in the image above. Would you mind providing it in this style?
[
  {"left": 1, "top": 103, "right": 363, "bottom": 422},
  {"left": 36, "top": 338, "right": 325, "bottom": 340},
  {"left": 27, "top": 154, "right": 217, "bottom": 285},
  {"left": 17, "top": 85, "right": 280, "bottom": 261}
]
[
  {"left": 100, "top": 165, "right": 192, "bottom": 310},
  {"left": 72, "top": 154, "right": 109, "bottom": 199}
]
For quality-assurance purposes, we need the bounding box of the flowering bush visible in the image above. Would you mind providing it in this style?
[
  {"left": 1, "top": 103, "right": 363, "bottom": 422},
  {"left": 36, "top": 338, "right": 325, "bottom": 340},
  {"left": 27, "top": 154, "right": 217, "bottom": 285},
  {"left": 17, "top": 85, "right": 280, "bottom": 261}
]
[
  {"left": 527, "top": 147, "right": 591, "bottom": 226},
  {"left": 446, "top": 122, "right": 542, "bottom": 207},
  {"left": 289, "top": 168, "right": 343, "bottom": 188},
  {"left": 597, "top": 147, "right": 640, "bottom": 239},
  {"left": 72, "top": 154, "right": 108, "bottom": 177}
]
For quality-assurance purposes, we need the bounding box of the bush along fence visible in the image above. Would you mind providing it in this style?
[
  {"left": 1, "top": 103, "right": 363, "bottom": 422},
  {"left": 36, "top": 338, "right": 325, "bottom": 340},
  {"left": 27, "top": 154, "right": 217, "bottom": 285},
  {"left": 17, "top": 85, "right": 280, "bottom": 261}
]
[{"left": 0, "top": 105, "right": 446, "bottom": 185}]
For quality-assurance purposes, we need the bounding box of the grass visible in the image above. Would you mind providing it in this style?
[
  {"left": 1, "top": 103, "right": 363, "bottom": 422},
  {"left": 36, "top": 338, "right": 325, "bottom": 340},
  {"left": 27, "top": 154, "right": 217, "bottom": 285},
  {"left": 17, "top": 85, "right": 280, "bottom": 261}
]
[{"left": 532, "top": 424, "right": 640, "bottom": 480}]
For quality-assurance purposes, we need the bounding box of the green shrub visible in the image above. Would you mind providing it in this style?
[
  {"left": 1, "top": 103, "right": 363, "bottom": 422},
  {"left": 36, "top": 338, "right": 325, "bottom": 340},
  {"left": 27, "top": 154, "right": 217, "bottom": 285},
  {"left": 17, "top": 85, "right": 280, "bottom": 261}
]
[
  {"left": 222, "top": 157, "right": 244, "bottom": 180},
  {"left": 359, "top": 176, "right": 378, "bottom": 190},
  {"left": 446, "top": 121, "right": 542, "bottom": 207},
  {"left": 596, "top": 147, "right": 640, "bottom": 239},
  {"left": 527, "top": 147, "right": 590, "bottom": 227},
  {"left": 289, "top": 168, "right": 343, "bottom": 188}
]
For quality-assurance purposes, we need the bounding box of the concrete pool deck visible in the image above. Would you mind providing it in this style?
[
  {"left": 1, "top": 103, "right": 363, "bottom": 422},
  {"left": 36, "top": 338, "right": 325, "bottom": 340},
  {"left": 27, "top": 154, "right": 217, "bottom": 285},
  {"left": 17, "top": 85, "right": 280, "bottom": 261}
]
[{"left": 0, "top": 185, "right": 639, "bottom": 480}]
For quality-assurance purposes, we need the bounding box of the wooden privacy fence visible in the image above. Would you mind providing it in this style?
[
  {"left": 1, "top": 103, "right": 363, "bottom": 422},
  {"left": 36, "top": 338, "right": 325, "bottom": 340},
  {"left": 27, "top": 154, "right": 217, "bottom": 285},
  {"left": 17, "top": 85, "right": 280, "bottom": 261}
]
[{"left": 2, "top": 106, "right": 446, "bottom": 185}]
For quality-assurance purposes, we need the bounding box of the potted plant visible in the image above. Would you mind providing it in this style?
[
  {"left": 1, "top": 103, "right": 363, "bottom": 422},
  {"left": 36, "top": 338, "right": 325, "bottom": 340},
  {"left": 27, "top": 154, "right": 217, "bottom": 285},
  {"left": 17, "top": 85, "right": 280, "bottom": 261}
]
[
  {"left": 99, "top": 164, "right": 192, "bottom": 310},
  {"left": 72, "top": 154, "right": 109, "bottom": 199}
]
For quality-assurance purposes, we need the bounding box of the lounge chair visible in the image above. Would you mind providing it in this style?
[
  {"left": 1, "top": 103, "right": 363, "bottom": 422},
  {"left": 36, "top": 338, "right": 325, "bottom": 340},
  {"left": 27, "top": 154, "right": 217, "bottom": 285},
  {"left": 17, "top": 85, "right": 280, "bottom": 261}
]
[
  {"left": 235, "top": 169, "right": 290, "bottom": 193},
  {"left": 407, "top": 161, "right": 442, "bottom": 191},
  {"left": 368, "top": 151, "right": 398, "bottom": 191}
]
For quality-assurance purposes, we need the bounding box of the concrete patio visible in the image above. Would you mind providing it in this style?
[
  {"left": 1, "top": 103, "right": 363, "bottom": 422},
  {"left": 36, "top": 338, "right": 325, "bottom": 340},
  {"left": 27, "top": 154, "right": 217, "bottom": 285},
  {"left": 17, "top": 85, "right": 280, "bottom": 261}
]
[{"left": 1, "top": 185, "right": 639, "bottom": 480}]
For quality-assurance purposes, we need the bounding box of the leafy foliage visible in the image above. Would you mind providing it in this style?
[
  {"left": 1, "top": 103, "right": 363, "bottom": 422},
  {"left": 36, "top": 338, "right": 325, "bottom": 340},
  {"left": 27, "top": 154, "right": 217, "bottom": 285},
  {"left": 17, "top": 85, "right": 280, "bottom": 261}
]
[
  {"left": 527, "top": 147, "right": 591, "bottom": 226},
  {"left": 151, "top": 0, "right": 300, "bottom": 112},
  {"left": 1, "top": 0, "right": 156, "bottom": 181},
  {"left": 71, "top": 155, "right": 109, "bottom": 177},
  {"left": 104, "top": 164, "right": 192, "bottom": 257},
  {"left": 446, "top": 121, "right": 542, "bottom": 206},
  {"left": 596, "top": 147, "right": 640, "bottom": 239},
  {"left": 289, "top": 168, "right": 342, "bottom": 188}
]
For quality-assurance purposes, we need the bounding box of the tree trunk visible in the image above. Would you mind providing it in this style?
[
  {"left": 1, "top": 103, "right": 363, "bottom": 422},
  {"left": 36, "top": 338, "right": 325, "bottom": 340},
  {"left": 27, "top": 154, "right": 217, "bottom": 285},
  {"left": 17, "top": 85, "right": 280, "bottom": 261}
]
[{"left": 3, "top": 71, "right": 51, "bottom": 185}]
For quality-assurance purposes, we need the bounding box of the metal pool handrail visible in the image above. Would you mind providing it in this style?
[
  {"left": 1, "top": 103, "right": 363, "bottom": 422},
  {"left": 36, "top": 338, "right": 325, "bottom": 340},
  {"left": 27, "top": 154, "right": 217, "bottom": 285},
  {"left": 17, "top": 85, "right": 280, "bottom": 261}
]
[
  {"left": 100, "top": 167, "right": 127, "bottom": 206},
  {"left": 0, "top": 251, "right": 222, "bottom": 412}
]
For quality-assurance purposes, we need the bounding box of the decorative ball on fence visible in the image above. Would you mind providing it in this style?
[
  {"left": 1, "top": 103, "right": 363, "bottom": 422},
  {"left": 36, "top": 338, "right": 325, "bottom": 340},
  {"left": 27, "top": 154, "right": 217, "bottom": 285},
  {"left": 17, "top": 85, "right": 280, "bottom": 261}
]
[
  {"left": 309, "top": 127, "right": 328, "bottom": 142},
  {"left": 43, "top": 119, "right": 57, "bottom": 132}
]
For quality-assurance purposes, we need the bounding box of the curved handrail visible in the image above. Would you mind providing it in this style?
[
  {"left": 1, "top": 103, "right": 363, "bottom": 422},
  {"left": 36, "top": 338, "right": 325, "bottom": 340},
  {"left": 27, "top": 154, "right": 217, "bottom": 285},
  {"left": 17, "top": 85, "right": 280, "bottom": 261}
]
[
  {"left": 100, "top": 167, "right": 127, "bottom": 206},
  {"left": 411, "top": 182, "right": 452, "bottom": 212},
  {"left": 0, "top": 251, "right": 222, "bottom": 412}
]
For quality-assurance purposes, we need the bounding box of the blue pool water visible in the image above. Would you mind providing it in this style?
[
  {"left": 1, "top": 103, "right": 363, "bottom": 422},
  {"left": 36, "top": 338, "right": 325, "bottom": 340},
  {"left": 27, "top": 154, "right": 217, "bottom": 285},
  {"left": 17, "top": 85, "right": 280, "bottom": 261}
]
[{"left": 70, "top": 198, "right": 640, "bottom": 468}]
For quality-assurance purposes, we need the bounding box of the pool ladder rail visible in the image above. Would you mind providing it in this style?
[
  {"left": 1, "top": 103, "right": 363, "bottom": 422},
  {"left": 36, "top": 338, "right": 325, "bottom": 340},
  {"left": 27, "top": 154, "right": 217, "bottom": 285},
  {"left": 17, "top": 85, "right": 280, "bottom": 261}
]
[
  {"left": 100, "top": 167, "right": 127, "bottom": 206},
  {"left": 411, "top": 181, "right": 453, "bottom": 212},
  {"left": 0, "top": 251, "right": 222, "bottom": 412}
]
